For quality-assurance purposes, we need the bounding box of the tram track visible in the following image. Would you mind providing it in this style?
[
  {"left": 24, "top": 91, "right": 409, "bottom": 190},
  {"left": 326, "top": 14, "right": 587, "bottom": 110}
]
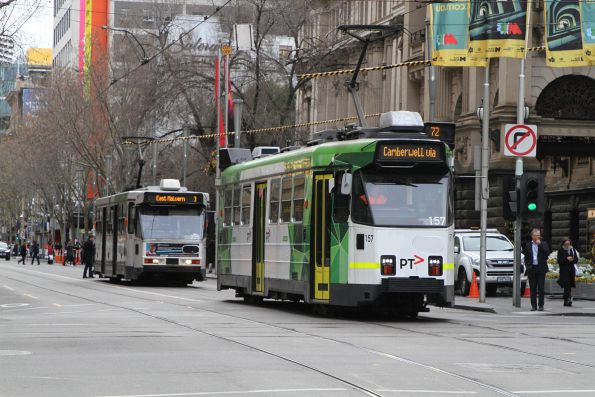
[{"left": 2, "top": 266, "right": 523, "bottom": 397}]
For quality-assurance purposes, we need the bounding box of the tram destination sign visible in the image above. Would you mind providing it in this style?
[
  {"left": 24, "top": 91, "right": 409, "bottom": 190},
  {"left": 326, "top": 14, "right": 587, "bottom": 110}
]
[
  {"left": 144, "top": 193, "right": 204, "bottom": 205},
  {"left": 376, "top": 142, "right": 445, "bottom": 164}
]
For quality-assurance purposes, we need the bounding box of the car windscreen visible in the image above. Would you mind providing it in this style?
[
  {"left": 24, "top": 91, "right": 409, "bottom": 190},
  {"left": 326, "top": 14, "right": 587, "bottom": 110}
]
[
  {"left": 463, "top": 236, "right": 513, "bottom": 251},
  {"left": 140, "top": 207, "right": 204, "bottom": 240},
  {"left": 0, "top": 243, "right": 7, "bottom": 250}
]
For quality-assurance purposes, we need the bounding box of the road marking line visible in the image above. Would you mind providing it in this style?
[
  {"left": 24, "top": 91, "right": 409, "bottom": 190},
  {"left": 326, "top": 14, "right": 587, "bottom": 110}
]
[
  {"left": 377, "top": 391, "right": 476, "bottom": 394},
  {"left": 514, "top": 391, "right": 595, "bottom": 394},
  {"left": 4, "top": 285, "right": 15, "bottom": 291},
  {"left": 2, "top": 306, "right": 51, "bottom": 312},
  {"left": 112, "top": 285, "right": 202, "bottom": 302},
  {"left": 23, "top": 293, "right": 38, "bottom": 300},
  {"left": 96, "top": 389, "right": 347, "bottom": 397},
  {"left": 53, "top": 303, "right": 62, "bottom": 307}
]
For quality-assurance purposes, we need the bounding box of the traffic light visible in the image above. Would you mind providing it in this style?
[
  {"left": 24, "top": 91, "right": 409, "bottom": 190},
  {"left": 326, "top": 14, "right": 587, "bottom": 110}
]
[
  {"left": 502, "top": 175, "right": 517, "bottom": 221},
  {"left": 520, "top": 172, "right": 545, "bottom": 218}
]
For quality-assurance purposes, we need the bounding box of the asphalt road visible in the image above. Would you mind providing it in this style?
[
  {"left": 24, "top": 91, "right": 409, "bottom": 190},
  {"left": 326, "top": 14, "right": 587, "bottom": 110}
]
[{"left": 2, "top": 259, "right": 595, "bottom": 397}]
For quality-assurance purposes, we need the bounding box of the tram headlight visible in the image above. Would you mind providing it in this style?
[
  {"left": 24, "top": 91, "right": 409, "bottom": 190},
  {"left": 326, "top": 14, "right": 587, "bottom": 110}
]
[
  {"left": 380, "top": 255, "right": 396, "bottom": 276},
  {"left": 428, "top": 256, "right": 443, "bottom": 276}
]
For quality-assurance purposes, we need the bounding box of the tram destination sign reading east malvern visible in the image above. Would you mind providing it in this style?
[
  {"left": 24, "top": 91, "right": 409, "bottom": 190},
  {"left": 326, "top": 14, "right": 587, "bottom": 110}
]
[
  {"left": 376, "top": 142, "right": 445, "bottom": 163},
  {"left": 144, "top": 193, "right": 204, "bottom": 205}
]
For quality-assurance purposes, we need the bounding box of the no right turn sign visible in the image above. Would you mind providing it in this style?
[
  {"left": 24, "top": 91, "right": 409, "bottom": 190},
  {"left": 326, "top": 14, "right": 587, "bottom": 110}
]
[{"left": 503, "top": 124, "right": 538, "bottom": 157}]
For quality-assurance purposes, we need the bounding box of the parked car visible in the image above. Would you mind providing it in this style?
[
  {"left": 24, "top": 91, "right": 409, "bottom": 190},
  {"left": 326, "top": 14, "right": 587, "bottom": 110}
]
[
  {"left": 0, "top": 242, "right": 11, "bottom": 260},
  {"left": 454, "top": 229, "right": 526, "bottom": 296}
]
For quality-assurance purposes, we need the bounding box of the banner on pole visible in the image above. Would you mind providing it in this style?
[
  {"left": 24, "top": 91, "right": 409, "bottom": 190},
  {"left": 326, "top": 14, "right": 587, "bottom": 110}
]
[
  {"left": 468, "top": 0, "right": 530, "bottom": 59},
  {"left": 581, "top": 0, "right": 595, "bottom": 64},
  {"left": 544, "top": 0, "right": 589, "bottom": 67},
  {"left": 431, "top": 0, "right": 487, "bottom": 67}
]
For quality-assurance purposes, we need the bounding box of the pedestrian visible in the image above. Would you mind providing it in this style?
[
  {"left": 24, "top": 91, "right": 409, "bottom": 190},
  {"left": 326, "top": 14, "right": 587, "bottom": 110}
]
[
  {"left": 30, "top": 241, "right": 40, "bottom": 265},
  {"left": 47, "top": 242, "right": 54, "bottom": 264},
  {"left": 82, "top": 234, "right": 95, "bottom": 279},
  {"left": 64, "top": 240, "right": 74, "bottom": 266},
  {"left": 557, "top": 238, "right": 578, "bottom": 307},
  {"left": 17, "top": 243, "right": 27, "bottom": 265},
  {"left": 523, "top": 228, "right": 551, "bottom": 311}
]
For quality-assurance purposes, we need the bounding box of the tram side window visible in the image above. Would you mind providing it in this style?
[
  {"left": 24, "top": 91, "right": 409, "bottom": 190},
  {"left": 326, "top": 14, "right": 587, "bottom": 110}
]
[
  {"left": 128, "top": 203, "right": 135, "bottom": 234},
  {"left": 269, "top": 178, "right": 280, "bottom": 223},
  {"left": 119, "top": 205, "right": 126, "bottom": 235},
  {"left": 233, "top": 186, "right": 241, "bottom": 226},
  {"left": 241, "top": 184, "right": 251, "bottom": 225},
  {"left": 281, "top": 177, "right": 292, "bottom": 223},
  {"left": 223, "top": 188, "right": 232, "bottom": 226},
  {"left": 107, "top": 208, "right": 113, "bottom": 233},
  {"left": 96, "top": 219, "right": 103, "bottom": 234},
  {"left": 293, "top": 174, "right": 305, "bottom": 222}
]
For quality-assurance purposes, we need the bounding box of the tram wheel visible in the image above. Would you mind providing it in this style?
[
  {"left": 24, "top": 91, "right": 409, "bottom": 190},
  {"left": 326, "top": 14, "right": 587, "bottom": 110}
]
[{"left": 243, "top": 295, "right": 263, "bottom": 305}]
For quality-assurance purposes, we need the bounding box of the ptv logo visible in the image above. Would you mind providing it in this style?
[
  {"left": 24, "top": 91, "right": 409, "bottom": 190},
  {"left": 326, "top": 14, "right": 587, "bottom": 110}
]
[{"left": 400, "top": 255, "right": 425, "bottom": 269}]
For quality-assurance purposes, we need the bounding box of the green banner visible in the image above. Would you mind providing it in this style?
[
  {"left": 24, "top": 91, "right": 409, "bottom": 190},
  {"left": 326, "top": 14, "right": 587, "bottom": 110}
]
[
  {"left": 431, "top": 1, "right": 487, "bottom": 67},
  {"left": 468, "top": 0, "right": 530, "bottom": 58},
  {"left": 544, "top": 0, "right": 589, "bottom": 66},
  {"left": 581, "top": 0, "right": 595, "bottom": 63}
]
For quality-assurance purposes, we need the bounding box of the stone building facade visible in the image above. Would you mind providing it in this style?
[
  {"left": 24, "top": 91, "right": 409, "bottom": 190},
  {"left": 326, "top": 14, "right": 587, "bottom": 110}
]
[{"left": 297, "top": 1, "right": 595, "bottom": 256}]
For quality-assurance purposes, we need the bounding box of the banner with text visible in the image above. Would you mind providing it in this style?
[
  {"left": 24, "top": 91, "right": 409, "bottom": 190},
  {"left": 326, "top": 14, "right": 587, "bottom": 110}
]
[
  {"left": 468, "top": 0, "right": 530, "bottom": 59},
  {"left": 544, "top": 0, "right": 590, "bottom": 67},
  {"left": 581, "top": 0, "right": 595, "bottom": 64},
  {"left": 431, "top": 0, "right": 487, "bottom": 67}
]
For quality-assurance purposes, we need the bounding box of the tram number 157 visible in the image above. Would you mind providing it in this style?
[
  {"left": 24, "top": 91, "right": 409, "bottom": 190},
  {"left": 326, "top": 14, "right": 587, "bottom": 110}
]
[{"left": 428, "top": 217, "right": 446, "bottom": 226}]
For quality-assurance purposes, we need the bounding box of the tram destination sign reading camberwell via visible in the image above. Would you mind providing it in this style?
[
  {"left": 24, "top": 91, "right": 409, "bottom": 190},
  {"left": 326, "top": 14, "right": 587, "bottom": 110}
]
[{"left": 376, "top": 142, "right": 445, "bottom": 163}]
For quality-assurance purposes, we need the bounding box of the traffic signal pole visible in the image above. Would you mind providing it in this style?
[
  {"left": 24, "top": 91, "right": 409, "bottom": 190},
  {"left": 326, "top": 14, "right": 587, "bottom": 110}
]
[
  {"left": 513, "top": 58, "right": 526, "bottom": 308},
  {"left": 479, "top": 64, "right": 490, "bottom": 303}
]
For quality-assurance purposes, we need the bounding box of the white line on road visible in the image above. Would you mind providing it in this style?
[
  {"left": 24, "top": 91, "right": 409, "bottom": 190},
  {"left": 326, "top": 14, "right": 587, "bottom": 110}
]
[
  {"left": 96, "top": 388, "right": 347, "bottom": 397},
  {"left": 1, "top": 306, "right": 49, "bottom": 312},
  {"left": 377, "top": 391, "right": 476, "bottom": 394},
  {"left": 3, "top": 285, "right": 15, "bottom": 291},
  {"left": 23, "top": 293, "right": 38, "bottom": 299},
  {"left": 112, "top": 285, "right": 203, "bottom": 302},
  {"left": 514, "top": 391, "right": 595, "bottom": 394}
]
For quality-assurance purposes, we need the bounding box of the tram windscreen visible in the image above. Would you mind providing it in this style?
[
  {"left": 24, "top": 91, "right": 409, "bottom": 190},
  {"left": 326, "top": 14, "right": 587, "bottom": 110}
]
[
  {"left": 352, "top": 170, "right": 451, "bottom": 227},
  {"left": 140, "top": 207, "right": 204, "bottom": 240}
]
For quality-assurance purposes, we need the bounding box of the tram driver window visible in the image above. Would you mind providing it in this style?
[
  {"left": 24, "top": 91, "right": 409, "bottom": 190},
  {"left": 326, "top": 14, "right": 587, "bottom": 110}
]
[{"left": 333, "top": 173, "right": 350, "bottom": 223}]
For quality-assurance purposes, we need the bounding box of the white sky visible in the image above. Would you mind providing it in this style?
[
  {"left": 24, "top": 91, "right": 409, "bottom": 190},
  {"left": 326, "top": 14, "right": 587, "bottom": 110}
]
[{"left": 11, "top": 0, "right": 53, "bottom": 56}]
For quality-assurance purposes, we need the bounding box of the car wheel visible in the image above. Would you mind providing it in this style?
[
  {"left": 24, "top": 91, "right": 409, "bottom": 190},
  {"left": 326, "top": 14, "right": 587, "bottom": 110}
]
[
  {"left": 458, "top": 268, "right": 470, "bottom": 296},
  {"left": 486, "top": 284, "right": 498, "bottom": 296}
]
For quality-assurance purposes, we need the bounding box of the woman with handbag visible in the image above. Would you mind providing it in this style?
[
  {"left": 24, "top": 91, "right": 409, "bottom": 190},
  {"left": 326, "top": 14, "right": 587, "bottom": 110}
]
[{"left": 557, "top": 238, "right": 578, "bottom": 307}]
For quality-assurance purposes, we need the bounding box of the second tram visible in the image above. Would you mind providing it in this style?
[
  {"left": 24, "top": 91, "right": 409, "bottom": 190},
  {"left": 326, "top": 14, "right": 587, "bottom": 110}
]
[
  {"left": 217, "top": 111, "right": 455, "bottom": 315},
  {"left": 94, "top": 179, "right": 209, "bottom": 284}
]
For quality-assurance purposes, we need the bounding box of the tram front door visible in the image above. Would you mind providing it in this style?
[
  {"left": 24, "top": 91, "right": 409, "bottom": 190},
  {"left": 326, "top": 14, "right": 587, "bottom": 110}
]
[
  {"left": 312, "top": 174, "right": 332, "bottom": 301},
  {"left": 252, "top": 182, "right": 267, "bottom": 293}
]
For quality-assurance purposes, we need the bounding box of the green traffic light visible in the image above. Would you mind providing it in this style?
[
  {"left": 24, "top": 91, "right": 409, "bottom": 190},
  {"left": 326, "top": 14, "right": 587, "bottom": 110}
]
[{"left": 527, "top": 202, "right": 537, "bottom": 211}]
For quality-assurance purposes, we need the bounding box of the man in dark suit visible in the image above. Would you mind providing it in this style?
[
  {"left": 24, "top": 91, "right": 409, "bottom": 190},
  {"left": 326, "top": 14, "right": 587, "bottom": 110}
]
[{"left": 523, "top": 228, "right": 550, "bottom": 311}]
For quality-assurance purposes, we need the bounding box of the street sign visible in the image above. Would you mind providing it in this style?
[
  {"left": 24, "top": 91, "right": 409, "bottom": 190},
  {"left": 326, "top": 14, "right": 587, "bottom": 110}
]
[{"left": 503, "top": 124, "right": 537, "bottom": 157}]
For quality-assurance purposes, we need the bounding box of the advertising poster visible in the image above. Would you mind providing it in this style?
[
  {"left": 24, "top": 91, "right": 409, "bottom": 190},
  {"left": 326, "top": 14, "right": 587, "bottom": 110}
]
[
  {"left": 468, "top": 0, "right": 530, "bottom": 59},
  {"left": 431, "top": 0, "right": 487, "bottom": 67},
  {"left": 544, "top": 0, "right": 589, "bottom": 66},
  {"left": 581, "top": 0, "right": 595, "bottom": 63}
]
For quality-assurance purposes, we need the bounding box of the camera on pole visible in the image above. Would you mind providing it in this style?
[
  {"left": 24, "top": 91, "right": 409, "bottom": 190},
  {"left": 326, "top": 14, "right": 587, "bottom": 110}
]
[{"left": 520, "top": 172, "right": 544, "bottom": 218}]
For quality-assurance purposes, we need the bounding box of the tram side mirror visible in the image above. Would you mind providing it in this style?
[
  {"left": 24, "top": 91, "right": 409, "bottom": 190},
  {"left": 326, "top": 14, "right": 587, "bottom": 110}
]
[{"left": 340, "top": 173, "right": 352, "bottom": 196}]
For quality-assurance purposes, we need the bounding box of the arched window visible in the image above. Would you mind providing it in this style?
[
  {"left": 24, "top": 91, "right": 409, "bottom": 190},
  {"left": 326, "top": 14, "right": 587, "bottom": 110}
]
[{"left": 535, "top": 75, "right": 595, "bottom": 120}]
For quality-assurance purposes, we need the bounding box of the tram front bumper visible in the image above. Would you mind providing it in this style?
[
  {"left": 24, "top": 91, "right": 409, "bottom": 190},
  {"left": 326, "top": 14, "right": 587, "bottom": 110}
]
[
  {"left": 331, "top": 277, "right": 454, "bottom": 308},
  {"left": 126, "top": 265, "right": 206, "bottom": 281}
]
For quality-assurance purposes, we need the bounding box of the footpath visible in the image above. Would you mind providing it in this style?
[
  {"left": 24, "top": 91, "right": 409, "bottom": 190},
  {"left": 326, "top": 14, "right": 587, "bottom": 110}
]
[{"left": 453, "top": 294, "right": 595, "bottom": 315}]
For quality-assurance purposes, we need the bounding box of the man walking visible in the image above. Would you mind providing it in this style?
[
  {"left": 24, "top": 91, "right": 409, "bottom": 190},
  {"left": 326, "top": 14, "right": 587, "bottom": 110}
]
[
  {"left": 17, "top": 243, "right": 27, "bottom": 265},
  {"left": 30, "top": 240, "right": 40, "bottom": 265},
  {"left": 82, "top": 234, "right": 95, "bottom": 279},
  {"left": 523, "top": 228, "right": 550, "bottom": 311}
]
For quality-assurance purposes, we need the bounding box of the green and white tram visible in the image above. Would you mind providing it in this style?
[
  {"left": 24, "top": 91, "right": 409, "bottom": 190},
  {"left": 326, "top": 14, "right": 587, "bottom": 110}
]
[
  {"left": 94, "top": 179, "right": 209, "bottom": 284},
  {"left": 217, "top": 111, "right": 455, "bottom": 314}
]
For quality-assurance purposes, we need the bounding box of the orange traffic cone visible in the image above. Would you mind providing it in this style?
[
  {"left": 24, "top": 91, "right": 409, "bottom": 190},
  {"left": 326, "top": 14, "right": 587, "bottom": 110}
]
[
  {"left": 522, "top": 284, "right": 531, "bottom": 298},
  {"left": 468, "top": 272, "right": 480, "bottom": 298}
]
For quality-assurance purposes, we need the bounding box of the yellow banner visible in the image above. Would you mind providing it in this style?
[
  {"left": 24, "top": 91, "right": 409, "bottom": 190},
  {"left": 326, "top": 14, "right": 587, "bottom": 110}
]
[{"left": 544, "top": 0, "right": 589, "bottom": 67}]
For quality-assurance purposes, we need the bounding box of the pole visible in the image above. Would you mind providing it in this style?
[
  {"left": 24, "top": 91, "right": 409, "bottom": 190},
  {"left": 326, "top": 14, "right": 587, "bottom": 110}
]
[
  {"left": 224, "top": 52, "right": 230, "bottom": 138},
  {"left": 233, "top": 98, "right": 243, "bottom": 149},
  {"left": 513, "top": 58, "right": 526, "bottom": 308},
  {"left": 214, "top": 49, "right": 222, "bottom": 277},
  {"left": 183, "top": 128, "right": 188, "bottom": 187},
  {"left": 479, "top": 63, "right": 490, "bottom": 303},
  {"left": 426, "top": 17, "right": 436, "bottom": 121}
]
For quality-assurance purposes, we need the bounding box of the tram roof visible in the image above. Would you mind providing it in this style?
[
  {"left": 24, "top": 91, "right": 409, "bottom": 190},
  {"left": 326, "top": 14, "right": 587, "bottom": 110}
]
[{"left": 220, "top": 137, "right": 448, "bottom": 185}]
